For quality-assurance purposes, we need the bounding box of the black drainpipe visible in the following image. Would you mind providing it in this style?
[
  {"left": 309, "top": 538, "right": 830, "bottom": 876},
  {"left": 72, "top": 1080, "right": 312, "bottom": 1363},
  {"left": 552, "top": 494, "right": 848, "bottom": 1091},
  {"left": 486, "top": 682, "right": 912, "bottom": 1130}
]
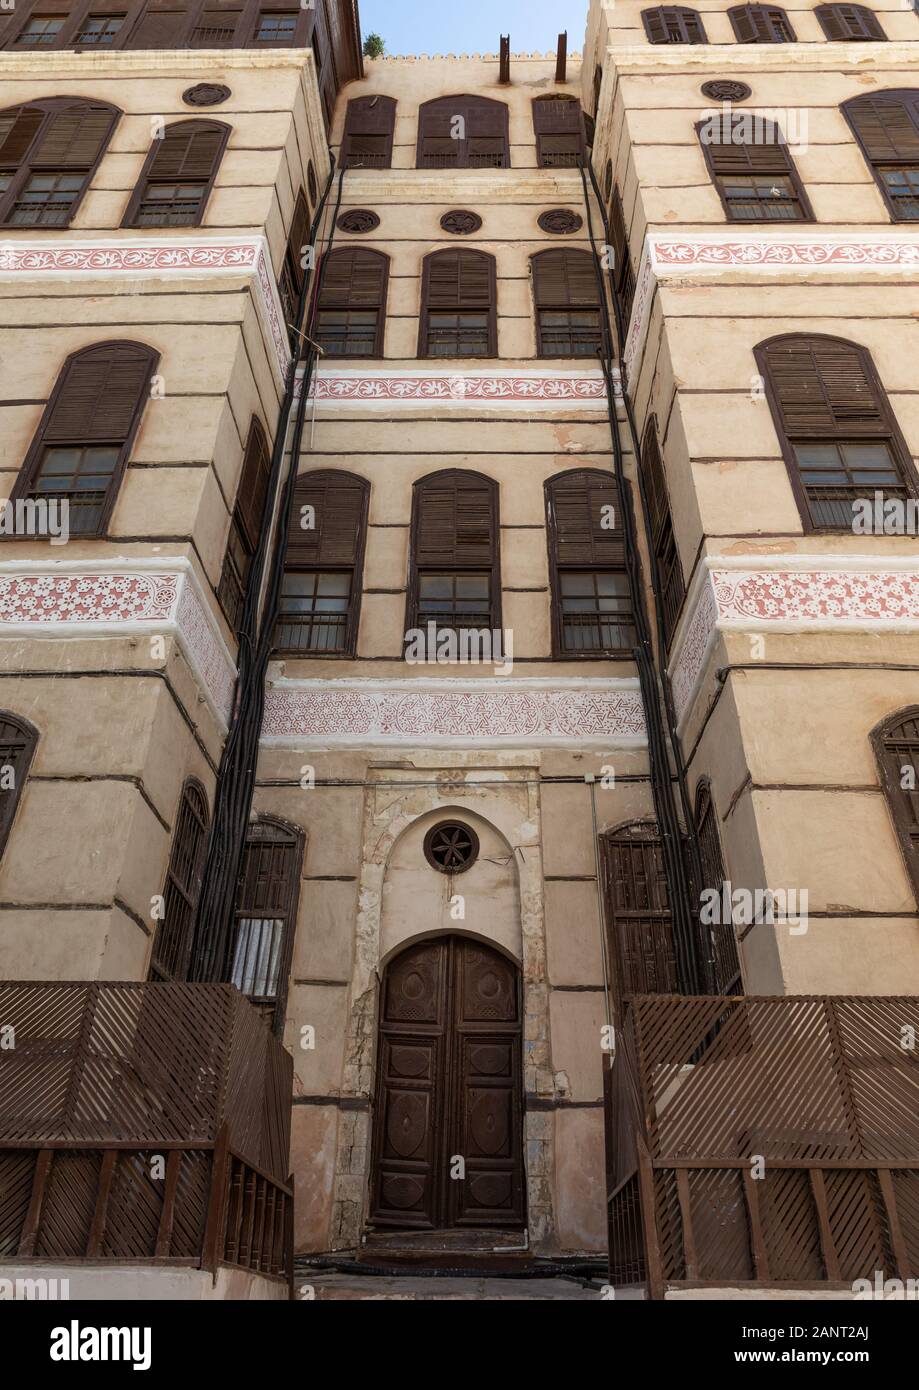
[
  {"left": 191, "top": 159, "right": 346, "bottom": 984},
  {"left": 577, "top": 159, "right": 711, "bottom": 996}
]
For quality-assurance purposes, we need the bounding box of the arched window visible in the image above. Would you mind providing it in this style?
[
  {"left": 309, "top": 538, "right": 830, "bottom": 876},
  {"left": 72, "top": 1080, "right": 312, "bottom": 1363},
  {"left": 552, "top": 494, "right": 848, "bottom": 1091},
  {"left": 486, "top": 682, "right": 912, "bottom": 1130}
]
[
  {"left": 532, "top": 96, "right": 586, "bottom": 167},
  {"left": 698, "top": 113, "right": 812, "bottom": 221},
  {"left": 407, "top": 470, "right": 500, "bottom": 642},
  {"left": 695, "top": 779, "right": 743, "bottom": 995},
  {"left": 218, "top": 417, "right": 272, "bottom": 634},
  {"left": 11, "top": 340, "right": 159, "bottom": 538},
  {"left": 342, "top": 95, "right": 396, "bottom": 169},
  {"left": 0, "top": 97, "right": 118, "bottom": 227},
  {"left": 122, "top": 119, "right": 229, "bottom": 227},
  {"left": 754, "top": 333, "right": 916, "bottom": 531},
  {"left": 816, "top": 4, "right": 886, "bottom": 39},
  {"left": 230, "top": 816, "right": 304, "bottom": 1033},
  {"left": 545, "top": 470, "right": 634, "bottom": 657},
  {"left": 532, "top": 249, "right": 604, "bottom": 357},
  {"left": 642, "top": 6, "right": 708, "bottom": 42},
  {"left": 640, "top": 419, "right": 685, "bottom": 646},
  {"left": 278, "top": 188, "right": 311, "bottom": 344},
  {"left": 728, "top": 5, "right": 796, "bottom": 41},
  {"left": 872, "top": 709, "right": 919, "bottom": 905},
  {"left": 416, "top": 95, "right": 509, "bottom": 169},
  {"left": 608, "top": 186, "right": 636, "bottom": 323},
  {"left": 149, "top": 779, "right": 210, "bottom": 983},
  {"left": 0, "top": 712, "right": 37, "bottom": 862},
  {"left": 843, "top": 91, "right": 919, "bottom": 221},
  {"left": 419, "top": 249, "right": 496, "bottom": 358},
  {"left": 314, "top": 247, "right": 388, "bottom": 357},
  {"left": 599, "top": 822, "right": 679, "bottom": 1009},
  {"left": 276, "top": 470, "right": 369, "bottom": 655}
]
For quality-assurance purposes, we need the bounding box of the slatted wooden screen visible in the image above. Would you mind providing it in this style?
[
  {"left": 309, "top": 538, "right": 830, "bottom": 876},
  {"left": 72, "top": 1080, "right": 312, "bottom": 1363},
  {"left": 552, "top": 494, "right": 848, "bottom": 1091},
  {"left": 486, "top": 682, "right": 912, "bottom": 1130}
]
[
  {"left": 231, "top": 817, "right": 303, "bottom": 1033},
  {"left": 728, "top": 3, "right": 796, "bottom": 40},
  {"left": 698, "top": 113, "right": 812, "bottom": 221},
  {"left": 0, "top": 98, "right": 118, "bottom": 226},
  {"left": 149, "top": 779, "right": 210, "bottom": 983},
  {"left": 407, "top": 469, "right": 500, "bottom": 635},
  {"left": 276, "top": 469, "right": 369, "bottom": 655},
  {"left": 12, "top": 340, "right": 158, "bottom": 537},
  {"left": 122, "top": 118, "right": 229, "bottom": 227},
  {"left": 342, "top": 94, "right": 396, "bottom": 168},
  {"left": 872, "top": 707, "right": 919, "bottom": 907},
  {"left": 416, "top": 94, "right": 509, "bottom": 168},
  {"left": 608, "top": 187, "right": 636, "bottom": 324},
  {"left": 314, "top": 247, "right": 388, "bottom": 357},
  {"left": 755, "top": 333, "right": 916, "bottom": 531},
  {"left": 600, "top": 823, "right": 680, "bottom": 1012},
  {"left": 532, "top": 95, "right": 586, "bottom": 167},
  {"left": 639, "top": 419, "right": 685, "bottom": 646},
  {"left": 419, "top": 249, "right": 497, "bottom": 357},
  {"left": 0, "top": 712, "right": 37, "bottom": 862},
  {"left": 545, "top": 470, "right": 635, "bottom": 656},
  {"left": 531, "top": 249, "right": 605, "bottom": 358},
  {"left": 843, "top": 91, "right": 919, "bottom": 221},
  {"left": 277, "top": 188, "right": 311, "bottom": 343},
  {"left": 694, "top": 779, "right": 743, "bottom": 995},
  {"left": 816, "top": 4, "right": 886, "bottom": 39},
  {"left": 642, "top": 6, "right": 708, "bottom": 42},
  {"left": 217, "top": 417, "right": 272, "bottom": 633}
]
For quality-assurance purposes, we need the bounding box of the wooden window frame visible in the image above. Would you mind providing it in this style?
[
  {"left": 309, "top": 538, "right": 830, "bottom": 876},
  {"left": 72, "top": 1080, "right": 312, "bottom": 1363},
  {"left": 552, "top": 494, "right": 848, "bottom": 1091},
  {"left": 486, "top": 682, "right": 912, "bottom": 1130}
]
[
  {"left": 872, "top": 707, "right": 919, "bottom": 908},
  {"left": 694, "top": 778, "right": 743, "bottom": 995},
  {"left": 121, "top": 117, "right": 230, "bottom": 229},
  {"left": 531, "top": 248, "right": 606, "bottom": 359},
  {"left": 696, "top": 116, "right": 814, "bottom": 223},
  {"left": 231, "top": 814, "right": 304, "bottom": 1035},
  {"left": 4, "top": 3, "right": 139, "bottom": 50},
  {"left": 275, "top": 469, "right": 369, "bottom": 658},
  {"left": 148, "top": 777, "right": 210, "bottom": 983},
  {"left": 599, "top": 820, "right": 679, "bottom": 1017},
  {"left": 641, "top": 6, "right": 708, "bottom": 42},
  {"left": 754, "top": 332, "right": 918, "bottom": 535},
  {"left": 217, "top": 415, "right": 272, "bottom": 635},
  {"left": 416, "top": 94, "right": 510, "bottom": 170},
  {"left": 0, "top": 0, "right": 318, "bottom": 50},
  {"left": 544, "top": 469, "right": 635, "bottom": 660},
  {"left": 314, "top": 247, "right": 389, "bottom": 359},
  {"left": 9, "top": 339, "right": 159, "bottom": 540},
  {"left": 531, "top": 94, "right": 587, "bottom": 168},
  {"left": 640, "top": 417, "right": 685, "bottom": 647},
  {"left": 405, "top": 469, "right": 502, "bottom": 643},
  {"left": 816, "top": 4, "right": 886, "bottom": 40},
  {"left": 608, "top": 185, "right": 636, "bottom": 325},
  {"left": 842, "top": 90, "right": 919, "bottom": 222},
  {"left": 278, "top": 187, "right": 311, "bottom": 345},
  {"left": 0, "top": 96, "right": 120, "bottom": 228},
  {"left": 728, "top": 4, "right": 797, "bottom": 41},
  {"left": 418, "top": 249, "right": 497, "bottom": 359},
  {"left": 0, "top": 712, "right": 38, "bottom": 862},
  {"left": 342, "top": 94, "right": 396, "bottom": 170}
]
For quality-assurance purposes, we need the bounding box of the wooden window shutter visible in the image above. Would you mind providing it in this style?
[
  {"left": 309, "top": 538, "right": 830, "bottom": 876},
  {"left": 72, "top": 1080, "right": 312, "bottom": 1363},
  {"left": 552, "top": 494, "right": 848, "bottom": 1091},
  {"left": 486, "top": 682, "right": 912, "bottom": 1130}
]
[
  {"left": 532, "top": 95, "right": 586, "bottom": 166},
  {"left": 125, "top": 8, "right": 191, "bottom": 47},
  {"left": 277, "top": 470, "right": 369, "bottom": 656},
  {"left": 123, "top": 119, "right": 229, "bottom": 227},
  {"left": 640, "top": 420, "right": 685, "bottom": 646},
  {"left": 235, "top": 418, "right": 271, "bottom": 550},
  {"left": 0, "top": 99, "right": 118, "bottom": 227},
  {"left": 419, "top": 249, "right": 497, "bottom": 356},
  {"left": 532, "top": 249, "right": 605, "bottom": 358},
  {"left": 547, "top": 471, "right": 626, "bottom": 568},
  {"left": 408, "top": 470, "right": 501, "bottom": 636},
  {"left": 278, "top": 188, "right": 311, "bottom": 341},
  {"left": 600, "top": 823, "right": 679, "bottom": 1009},
  {"left": 609, "top": 187, "right": 636, "bottom": 322},
  {"left": 342, "top": 95, "right": 396, "bottom": 168},
  {"left": 417, "top": 95, "right": 509, "bottom": 169},
  {"left": 149, "top": 779, "right": 209, "bottom": 983},
  {"left": 699, "top": 115, "right": 812, "bottom": 221},
  {"left": 285, "top": 470, "right": 369, "bottom": 567},
  {"left": 0, "top": 107, "right": 47, "bottom": 164},
  {"left": 873, "top": 708, "right": 919, "bottom": 908},
  {"left": 695, "top": 780, "right": 743, "bottom": 995},
  {"left": 0, "top": 712, "right": 37, "bottom": 862},
  {"left": 706, "top": 119, "right": 798, "bottom": 176},
  {"left": 642, "top": 7, "right": 708, "bottom": 42},
  {"left": 816, "top": 4, "right": 885, "bottom": 39},
  {"left": 315, "top": 247, "right": 388, "bottom": 356},
  {"left": 728, "top": 5, "right": 796, "bottom": 41},
  {"left": 231, "top": 818, "right": 303, "bottom": 1033},
  {"left": 843, "top": 91, "right": 919, "bottom": 220},
  {"left": 12, "top": 341, "right": 158, "bottom": 538},
  {"left": 545, "top": 471, "right": 634, "bottom": 656}
]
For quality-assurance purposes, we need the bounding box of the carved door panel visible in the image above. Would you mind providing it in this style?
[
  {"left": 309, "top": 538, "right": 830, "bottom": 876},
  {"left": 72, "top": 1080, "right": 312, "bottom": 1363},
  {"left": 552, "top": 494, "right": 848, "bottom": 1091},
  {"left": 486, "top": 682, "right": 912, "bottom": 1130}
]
[{"left": 369, "top": 935, "right": 524, "bottom": 1231}]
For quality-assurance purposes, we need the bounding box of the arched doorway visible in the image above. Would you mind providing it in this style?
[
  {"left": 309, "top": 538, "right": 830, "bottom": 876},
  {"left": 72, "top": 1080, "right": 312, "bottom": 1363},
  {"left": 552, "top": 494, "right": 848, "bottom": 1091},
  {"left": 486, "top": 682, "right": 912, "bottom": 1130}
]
[{"left": 368, "top": 934, "right": 526, "bottom": 1232}]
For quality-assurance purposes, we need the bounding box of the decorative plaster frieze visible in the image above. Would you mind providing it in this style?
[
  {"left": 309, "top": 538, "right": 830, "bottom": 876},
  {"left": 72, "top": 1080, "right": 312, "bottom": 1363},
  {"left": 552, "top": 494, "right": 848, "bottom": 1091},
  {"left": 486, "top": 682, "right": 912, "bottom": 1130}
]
[
  {"left": 300, "top": 366, "right": 613, "bottom": 409},
  {"left": 623, "top": 231, "right": 919, "bottom": 381},
  {"left": 261, "top": 677, "right": 646, "bottom": 747},
  {"left": 0, "top": 559, "right": 235, "bottom": 727},
  {"left": 669, "top": 556, "right": 919, "bottom": 725},
  {"left": 0, "top": 236, "right": 290, "bottom": 382}
]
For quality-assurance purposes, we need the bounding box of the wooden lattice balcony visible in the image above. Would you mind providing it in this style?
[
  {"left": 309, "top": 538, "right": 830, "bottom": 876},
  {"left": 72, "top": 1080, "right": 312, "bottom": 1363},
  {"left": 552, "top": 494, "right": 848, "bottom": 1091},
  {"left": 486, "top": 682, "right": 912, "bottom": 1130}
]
[
  {"left": 0, "top": 982, "right": 293, "bottom": 1286},
  {"left": 607, "top": 995, "right": 919, "bottom": 1296}
]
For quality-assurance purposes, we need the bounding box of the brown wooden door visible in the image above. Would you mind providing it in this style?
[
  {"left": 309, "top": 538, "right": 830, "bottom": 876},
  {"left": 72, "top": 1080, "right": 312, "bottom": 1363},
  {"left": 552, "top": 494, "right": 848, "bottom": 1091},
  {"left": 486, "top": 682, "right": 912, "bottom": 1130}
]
[{"left": 368, "top": 935, "right": 525, "bottom": 1231}]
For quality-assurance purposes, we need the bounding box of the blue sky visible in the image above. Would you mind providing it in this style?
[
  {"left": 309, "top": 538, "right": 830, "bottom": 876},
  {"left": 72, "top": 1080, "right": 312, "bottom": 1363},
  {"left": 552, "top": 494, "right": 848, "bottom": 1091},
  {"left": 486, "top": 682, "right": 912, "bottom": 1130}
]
[{"left": 358, "top": 0, "right": 590, "bottom": 56}]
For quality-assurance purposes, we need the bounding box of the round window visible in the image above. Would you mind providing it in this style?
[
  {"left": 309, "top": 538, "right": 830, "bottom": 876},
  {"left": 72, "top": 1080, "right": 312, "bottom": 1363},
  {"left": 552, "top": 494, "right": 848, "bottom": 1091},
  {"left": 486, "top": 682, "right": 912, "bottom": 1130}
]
[{"left": 423, "top": 821, "right": 480, "bottom": 874}]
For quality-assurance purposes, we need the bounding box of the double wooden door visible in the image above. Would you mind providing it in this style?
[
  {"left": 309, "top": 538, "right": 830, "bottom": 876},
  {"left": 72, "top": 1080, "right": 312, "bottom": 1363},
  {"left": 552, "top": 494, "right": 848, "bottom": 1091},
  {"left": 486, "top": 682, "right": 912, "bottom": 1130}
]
[{"left": 368, "top": 935, "right": 525, "bottom": 1231}]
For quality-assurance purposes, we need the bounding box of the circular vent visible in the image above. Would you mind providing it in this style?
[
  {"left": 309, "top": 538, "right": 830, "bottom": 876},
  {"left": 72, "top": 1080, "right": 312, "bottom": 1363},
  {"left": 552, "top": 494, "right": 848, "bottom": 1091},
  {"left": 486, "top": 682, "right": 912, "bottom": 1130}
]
[
  {"left": 307, "top": 160, "right": 318, "bottom": 206},
  {"left": 337, "top": 209, "right": 380, "bottom": 233},
  {"left": 701, "top": 80, "right": 752, "bottom": 102},
  {"left": 538, "top": 208, "right": 583, "bottom": 235},
  {"left": 423, "top": 821, "right": 480, "bottom": 874},
  {"left": 182, "top": 83, "right": 231, "bottom": 107},
  {"left": 441, "top": 210, "right": 482, "bottom": 235}
]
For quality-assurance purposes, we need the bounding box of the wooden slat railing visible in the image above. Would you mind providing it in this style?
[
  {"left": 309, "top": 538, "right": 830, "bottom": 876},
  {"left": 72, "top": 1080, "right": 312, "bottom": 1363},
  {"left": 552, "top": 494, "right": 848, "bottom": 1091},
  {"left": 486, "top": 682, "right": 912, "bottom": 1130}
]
[{"left": 608, "top": 995, "right": 919, "bottom": 1297}]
